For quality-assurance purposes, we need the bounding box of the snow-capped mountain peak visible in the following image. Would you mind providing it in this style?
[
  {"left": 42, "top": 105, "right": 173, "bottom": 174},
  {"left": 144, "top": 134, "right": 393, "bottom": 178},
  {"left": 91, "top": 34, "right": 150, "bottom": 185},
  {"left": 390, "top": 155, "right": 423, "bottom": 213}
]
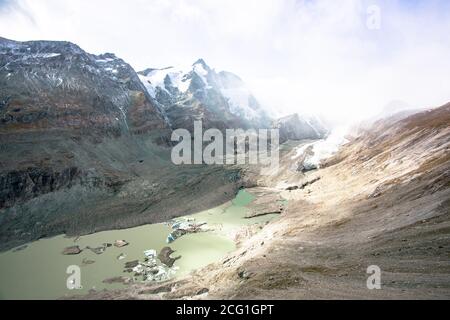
[
  {"left": 137, "top": 59, "right": 271, "bottom": 128},
  {"left": 138, "top": 66, "right": 190, "bottom": 98}
]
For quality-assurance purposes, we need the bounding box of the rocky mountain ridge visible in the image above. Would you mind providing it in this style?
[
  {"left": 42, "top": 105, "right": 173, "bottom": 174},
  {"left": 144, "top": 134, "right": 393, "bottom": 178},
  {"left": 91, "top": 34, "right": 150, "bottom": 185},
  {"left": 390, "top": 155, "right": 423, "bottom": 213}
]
[
  {"left": 0, "top": 37, "right": 328, "bottom": 251},
  {"left": 0, "top": 37, "right": 169, "bottom": 138},
  {"left": 137, "top": 59, "right": 272, "bottom": 132}
]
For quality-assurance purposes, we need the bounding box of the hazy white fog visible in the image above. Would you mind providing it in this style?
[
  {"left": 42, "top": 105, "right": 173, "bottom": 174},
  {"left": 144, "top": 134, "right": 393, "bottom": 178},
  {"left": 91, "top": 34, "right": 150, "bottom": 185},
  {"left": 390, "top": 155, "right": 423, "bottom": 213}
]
[{"left": 1, "top": 0, "right": 449, "bottom": 126}]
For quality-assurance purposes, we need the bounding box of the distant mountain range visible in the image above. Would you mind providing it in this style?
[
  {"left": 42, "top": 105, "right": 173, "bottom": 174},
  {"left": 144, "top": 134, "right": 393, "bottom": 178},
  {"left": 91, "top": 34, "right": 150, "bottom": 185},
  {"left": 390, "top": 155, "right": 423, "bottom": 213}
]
[
  {"left": 0, "top": 37, "right": 328, "bottom": 250},
  {"left": 137, "top": 59, "right": 272, "bottom": 131},
  {"left": 1, "top": 36, "right": 327, "bottom": 136}
]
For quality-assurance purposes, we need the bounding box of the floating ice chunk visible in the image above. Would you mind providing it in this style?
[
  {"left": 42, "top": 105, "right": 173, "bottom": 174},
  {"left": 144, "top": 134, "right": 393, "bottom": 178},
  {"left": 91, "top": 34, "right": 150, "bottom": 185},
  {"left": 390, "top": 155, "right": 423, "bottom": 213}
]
[{"left": 143, "top": 249, "right": 157, "bottom": 259}]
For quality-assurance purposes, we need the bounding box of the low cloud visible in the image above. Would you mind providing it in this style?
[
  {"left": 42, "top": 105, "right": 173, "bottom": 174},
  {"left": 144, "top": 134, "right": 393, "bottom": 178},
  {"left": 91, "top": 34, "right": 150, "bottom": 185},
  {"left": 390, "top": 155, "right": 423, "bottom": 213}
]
[{"left": 1, "top": 0, "right": 449, "bottom": 126}]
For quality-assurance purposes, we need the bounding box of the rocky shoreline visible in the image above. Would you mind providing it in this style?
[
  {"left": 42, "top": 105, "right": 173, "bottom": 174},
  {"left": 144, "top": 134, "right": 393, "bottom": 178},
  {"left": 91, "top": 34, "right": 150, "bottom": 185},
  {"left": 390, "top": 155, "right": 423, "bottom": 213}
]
[{"left": 0, "top": 164, "right": 247, "bottom": 253}]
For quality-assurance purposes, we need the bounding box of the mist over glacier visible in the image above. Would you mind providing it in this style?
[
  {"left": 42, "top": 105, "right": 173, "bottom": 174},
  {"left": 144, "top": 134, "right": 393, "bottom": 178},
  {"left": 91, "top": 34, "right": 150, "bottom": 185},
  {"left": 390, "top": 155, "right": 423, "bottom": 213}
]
[{"left": 1, "top": 0, "right": 450, "bottom": 130}]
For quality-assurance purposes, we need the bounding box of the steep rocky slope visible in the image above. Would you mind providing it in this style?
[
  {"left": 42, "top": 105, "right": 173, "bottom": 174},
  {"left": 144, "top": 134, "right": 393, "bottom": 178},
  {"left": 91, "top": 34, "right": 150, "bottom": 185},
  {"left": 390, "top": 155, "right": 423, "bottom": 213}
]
[
  {"left": 0, "top": 38, "right": 246, "bottom": 251},
  {"left": 0, "top": 37, "right": 169, "bottom": 137},
  {"left": 89, "top": 103, "right": 449, "bottom": 300},
  {"left": 0, "top": 37, "right": 170, "bottom": 207}
]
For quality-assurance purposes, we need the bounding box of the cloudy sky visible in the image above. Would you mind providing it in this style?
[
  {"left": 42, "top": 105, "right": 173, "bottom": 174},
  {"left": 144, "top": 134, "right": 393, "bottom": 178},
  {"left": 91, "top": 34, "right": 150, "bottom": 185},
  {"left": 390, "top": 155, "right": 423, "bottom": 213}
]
[{"left": 1, "top": 0, "right": 449, "bottom": 125}]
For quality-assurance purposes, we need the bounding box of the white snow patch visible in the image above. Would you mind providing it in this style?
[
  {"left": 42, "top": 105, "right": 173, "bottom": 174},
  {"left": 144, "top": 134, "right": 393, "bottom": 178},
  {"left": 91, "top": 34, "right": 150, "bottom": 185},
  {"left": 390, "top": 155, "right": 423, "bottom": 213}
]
[
  {"left": 304, "top": 118, "right": 320, "bottom": 137},
  {"left": 56, "top": 77, "right": 63, "bottom": 87},
  {"left": 138, "top": 74, "right": 157, "bottom": 98},
  {"left": 166, "top": 69, "right": 191, "bottom": 92},
  {"left": 193, "top": 63, "right": 208, "bottom": 85},
  {"left": 104, "top": 67, "right": 118, "bottom": 74},
  {"left": 118, "top": 106, "right": 129, "bottom": 130},
  {"left": 292, "top": 126, "right": 350, "bottom": 168},
  {"left": 291, "top": 142, "right": 315, "bottom": 160},
  {"left": 96, "top": 58, "right": 115, "bottom": 63},
  {"left": 32, "top": 53, "right": 61, "bottom": 59},
  {"left": 138, "top": 67, "right": 192, "bottom": 98}
]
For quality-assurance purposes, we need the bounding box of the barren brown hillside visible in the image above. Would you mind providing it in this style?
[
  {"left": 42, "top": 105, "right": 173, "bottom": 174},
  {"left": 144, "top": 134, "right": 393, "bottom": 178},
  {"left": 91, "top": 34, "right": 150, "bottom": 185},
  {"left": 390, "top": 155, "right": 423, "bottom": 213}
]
[{"left": 74, "top": 103, "right": 450, "bottom": 300}]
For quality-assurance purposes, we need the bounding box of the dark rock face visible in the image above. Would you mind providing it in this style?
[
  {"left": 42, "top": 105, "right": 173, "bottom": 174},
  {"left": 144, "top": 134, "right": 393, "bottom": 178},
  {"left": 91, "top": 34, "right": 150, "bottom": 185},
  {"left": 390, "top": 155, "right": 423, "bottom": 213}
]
[
  {"left": 0, "top": 38, "right": 169, "bottom": 137},
  {"left": 157, "top": 246, "right": 181, "bottom": 267},
  {"left": 0, "top": 38, "right": 171, "bottom": 209},
  {"left": 0, "top": 167, "right": 83, "bottom": 209},
  {"left": 273, "top": 113, "right": 328, "bottom": 143}
]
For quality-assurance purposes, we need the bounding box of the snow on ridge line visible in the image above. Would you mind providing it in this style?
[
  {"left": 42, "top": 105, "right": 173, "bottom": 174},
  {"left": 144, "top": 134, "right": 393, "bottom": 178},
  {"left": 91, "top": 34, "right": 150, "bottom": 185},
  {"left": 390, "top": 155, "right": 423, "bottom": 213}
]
[
  {"left": 138, "top": 74, "right": 157, "bottom": 98},
  {"left": 137, "top": 61, "right": 268, "bottom": 123},
  {"left": 138, "top": 60, "right": 214, "bottom": 97},
  {"left": 192, "top": 62, "right": 208, "bottom": 85},
  {"left": 139, "top": 66, "right": 192, "bottom": 97}
]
